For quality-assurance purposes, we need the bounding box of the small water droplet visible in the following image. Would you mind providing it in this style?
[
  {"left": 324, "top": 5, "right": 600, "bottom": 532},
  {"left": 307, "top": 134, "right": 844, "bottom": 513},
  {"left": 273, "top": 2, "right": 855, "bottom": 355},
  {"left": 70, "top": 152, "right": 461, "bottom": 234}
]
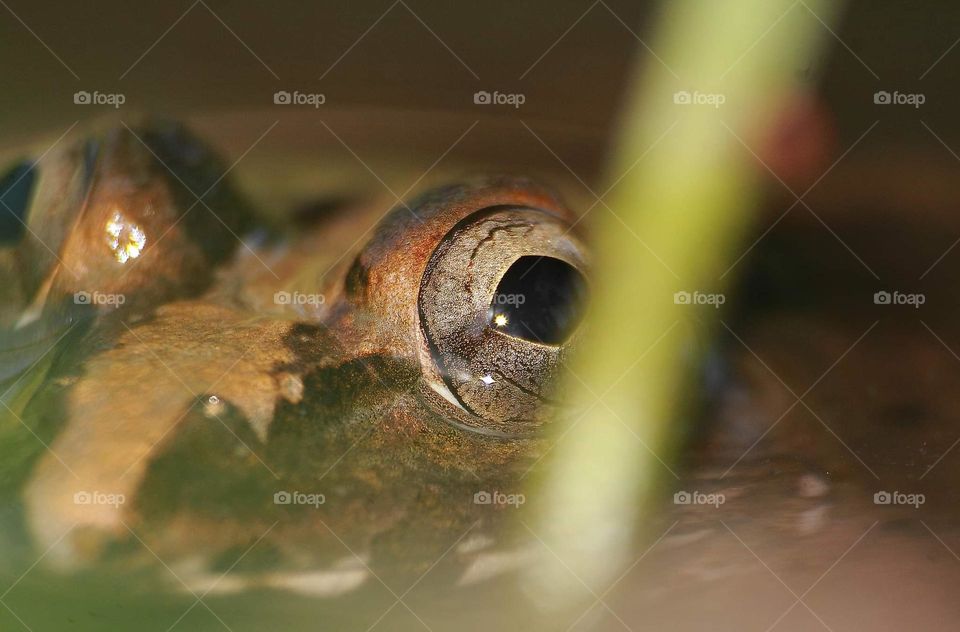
[{"left": 203, "top": 394, "right": 225, "bottom": 418}]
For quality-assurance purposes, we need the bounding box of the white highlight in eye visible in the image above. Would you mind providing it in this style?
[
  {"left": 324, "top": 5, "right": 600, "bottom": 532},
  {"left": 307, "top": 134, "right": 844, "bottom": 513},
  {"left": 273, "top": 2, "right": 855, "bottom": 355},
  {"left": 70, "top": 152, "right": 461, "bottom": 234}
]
[
  {"left": 493, "top": 313, "right": 508, "bottom": 328},
  {"left": 105, "top": 209, "right": 147, "bottom": 264},
  {"left": 480, "top": 374, "right": 495, "bottom": 386}
]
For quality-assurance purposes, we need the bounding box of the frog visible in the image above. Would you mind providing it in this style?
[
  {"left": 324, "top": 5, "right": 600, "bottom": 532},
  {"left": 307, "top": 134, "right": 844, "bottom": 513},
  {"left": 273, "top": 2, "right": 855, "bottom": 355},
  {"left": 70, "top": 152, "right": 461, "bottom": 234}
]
[{"left": 0, "top": 120, "right": 590, "bottom": 604}]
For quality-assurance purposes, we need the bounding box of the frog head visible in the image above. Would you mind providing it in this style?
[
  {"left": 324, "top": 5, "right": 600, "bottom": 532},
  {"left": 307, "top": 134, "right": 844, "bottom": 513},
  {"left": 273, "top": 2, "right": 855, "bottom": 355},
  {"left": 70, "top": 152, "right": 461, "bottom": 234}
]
[{"left": 4, "top": 122, "right": 590, "bottom": 589}]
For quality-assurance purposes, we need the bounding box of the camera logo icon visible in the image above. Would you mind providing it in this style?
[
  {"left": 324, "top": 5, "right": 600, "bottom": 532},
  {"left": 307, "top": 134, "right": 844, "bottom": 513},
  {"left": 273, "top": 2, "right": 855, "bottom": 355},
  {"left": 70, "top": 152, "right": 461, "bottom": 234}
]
[
  {"left": 73, "top": 491, "right": 92, "bottom": 504},
  {"left": 274, "top": 291, "right": 291, "bottom": 305},
  {"left": 72, "top": 90, "right": 124, "bottom": 108},
  {"left": 674, "top": 291, "right": 691, "bottom": 305},
  {"left": 273, "top": 490, "right": 324, "bottom": 507},
  {"left": 473, "top": 490, "right": 492, "bottom": 504},
  {"left": 873, "top": 290, "right": 924, "bottom": 307},
  {"left": 872, "top": 90, "right": 924, "bottom": 108},
  {"left": 673, "top": 90, "right": 692, "bottom": 104},
  {"left": 872, "top": 490, "right": 924, "bottom": 507},
  {"left": 673, "top": 491, "right": 692, "bottom": 504},
  {"left": 273, "top": 90, "right": 324, "bottom": 107},
  {"left": 74, "top": 291, "right": 92, "bottom": 304},
  {"left": 472, "top": 90, "right": 524, "bottom": 108}
]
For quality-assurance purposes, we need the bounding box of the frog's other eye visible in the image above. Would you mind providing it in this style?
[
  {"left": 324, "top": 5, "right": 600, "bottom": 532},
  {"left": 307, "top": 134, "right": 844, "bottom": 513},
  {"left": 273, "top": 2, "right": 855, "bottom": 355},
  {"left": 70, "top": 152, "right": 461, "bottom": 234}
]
[
  {"left": 0, "top": 161, "right": 37, "bottom": 245},
  {"left": 417, "top": 199, "right": 589, "bottom": 437}
]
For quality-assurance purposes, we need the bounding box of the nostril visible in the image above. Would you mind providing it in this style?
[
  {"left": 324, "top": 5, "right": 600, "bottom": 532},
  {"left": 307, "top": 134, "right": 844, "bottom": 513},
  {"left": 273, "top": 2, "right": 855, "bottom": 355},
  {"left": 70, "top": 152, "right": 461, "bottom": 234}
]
[
  {"left": 489, "top": 255, "right": 588, "bottom": 345},
  {"left": 0, "top": 161, "right": 36, "bottom": 245}
]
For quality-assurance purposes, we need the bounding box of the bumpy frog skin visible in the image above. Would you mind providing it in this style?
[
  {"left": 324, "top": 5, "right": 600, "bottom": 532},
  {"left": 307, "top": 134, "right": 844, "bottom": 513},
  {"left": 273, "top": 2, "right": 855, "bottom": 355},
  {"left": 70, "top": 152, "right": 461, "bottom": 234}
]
[{"left": 0, "top": 122, "right": 589, "bottom": 593}]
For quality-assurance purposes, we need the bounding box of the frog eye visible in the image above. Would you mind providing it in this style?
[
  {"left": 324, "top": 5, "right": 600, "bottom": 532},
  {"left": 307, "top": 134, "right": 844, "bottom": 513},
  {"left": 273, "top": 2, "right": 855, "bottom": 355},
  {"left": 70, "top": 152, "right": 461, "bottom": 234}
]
[
  {"left": 417, "top": 200, "right": 589, "bottom": 437},
  {"left": 0, "top": 160, "right": 37, "bottom": 245}
]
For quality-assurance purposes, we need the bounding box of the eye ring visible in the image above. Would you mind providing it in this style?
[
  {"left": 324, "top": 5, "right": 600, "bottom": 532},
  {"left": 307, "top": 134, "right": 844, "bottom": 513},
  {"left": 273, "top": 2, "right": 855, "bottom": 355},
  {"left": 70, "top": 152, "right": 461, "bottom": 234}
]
[{"left": 417, "top": 204, "right": 588, "bottom": 436}]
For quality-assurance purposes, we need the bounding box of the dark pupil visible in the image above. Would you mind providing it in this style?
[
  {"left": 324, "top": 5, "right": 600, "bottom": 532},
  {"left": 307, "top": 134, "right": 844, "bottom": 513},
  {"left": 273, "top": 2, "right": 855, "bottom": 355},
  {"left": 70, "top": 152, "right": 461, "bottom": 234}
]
[
  {"left": 0, "top": 162, "right": 36, "bottom": 245},
  {"left": 489, "top": 255, "right": 587, "bottom": 345}
]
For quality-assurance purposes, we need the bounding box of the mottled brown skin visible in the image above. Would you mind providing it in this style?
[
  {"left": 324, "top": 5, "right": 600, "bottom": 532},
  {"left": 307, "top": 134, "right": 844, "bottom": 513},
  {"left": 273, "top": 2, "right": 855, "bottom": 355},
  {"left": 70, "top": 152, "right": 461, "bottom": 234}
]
[{"left": 2, "top": 123, "right": 589, "bottom": 591}]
